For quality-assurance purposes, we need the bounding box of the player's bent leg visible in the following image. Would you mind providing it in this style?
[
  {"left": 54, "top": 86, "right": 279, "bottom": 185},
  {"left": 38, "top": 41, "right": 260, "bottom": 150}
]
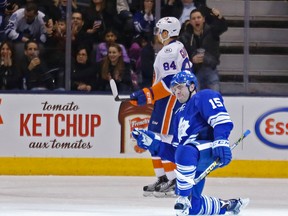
[
  {"left": 175, "top": 144, "right": 199, "bottom": 196},
  {"left": 174, "top": 145, "right": 199, "bottom": 214},
  {"left": 183, "top": 196, "right": 250, "bottom": 215}
]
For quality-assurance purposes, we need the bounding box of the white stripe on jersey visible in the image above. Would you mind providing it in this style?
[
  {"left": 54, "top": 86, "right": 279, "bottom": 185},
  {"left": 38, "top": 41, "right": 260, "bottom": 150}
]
[
  {"left": 207, "top": 112, "right": 232, "bottom": 128},
  {"left": 183, "top": 134, "right": 198, "bottom": 146}
]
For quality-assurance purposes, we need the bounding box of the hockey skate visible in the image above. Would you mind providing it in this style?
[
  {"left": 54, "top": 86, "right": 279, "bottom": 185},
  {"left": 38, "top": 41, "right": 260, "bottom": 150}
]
[
  {"left": 153, "top": 178, "right": 176, "bottom": 198},
  {"left": 174, "top": 196, "right": 191, "bottom": 216},
  {"left": 143, "top": 175, "right": 168, "bottom": 197},
  {"left": 222, "top": 198, "right": 250, "bottom": 215}
]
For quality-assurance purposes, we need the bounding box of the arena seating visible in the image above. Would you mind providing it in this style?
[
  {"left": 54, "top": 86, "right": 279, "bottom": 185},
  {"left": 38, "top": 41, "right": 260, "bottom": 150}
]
[{"left": 208, "top": 0, "right": 288, "bottom": 95}]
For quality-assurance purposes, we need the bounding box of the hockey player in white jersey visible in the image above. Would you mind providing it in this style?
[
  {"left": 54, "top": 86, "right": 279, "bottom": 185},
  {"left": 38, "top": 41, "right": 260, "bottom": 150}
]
[
  {"left": 130, "top": 17, "right": 192, "bottom": 197},
  {"left": 132, "top": 71, "right": 249, "bottom": 215}
]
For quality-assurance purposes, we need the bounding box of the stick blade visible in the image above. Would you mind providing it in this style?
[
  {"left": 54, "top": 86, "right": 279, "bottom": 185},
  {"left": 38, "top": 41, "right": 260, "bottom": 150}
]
[
  {"left": 109, "top": 79, "right": 130, "bottom": 102},
  {"left": 116, "top": 97, "right": 130, "bottom": 102},
  {"left": 109, "top": 79, "right": 118, "bottom": 99}
]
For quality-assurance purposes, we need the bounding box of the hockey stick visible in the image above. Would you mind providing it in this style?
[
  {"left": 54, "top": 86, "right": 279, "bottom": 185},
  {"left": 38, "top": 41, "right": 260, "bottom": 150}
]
[
  {"left": 109, "top": 79, "right": 130, "bottom": 101},
  {"left": 175, "top": 129, "right": 251, "bottom": 185}
]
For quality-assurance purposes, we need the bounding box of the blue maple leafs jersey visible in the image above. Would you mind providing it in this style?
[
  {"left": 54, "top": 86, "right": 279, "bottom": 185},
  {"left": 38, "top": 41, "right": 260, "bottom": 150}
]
[{"left": 171, "top": 89, "right": 233, "bottom": 147}]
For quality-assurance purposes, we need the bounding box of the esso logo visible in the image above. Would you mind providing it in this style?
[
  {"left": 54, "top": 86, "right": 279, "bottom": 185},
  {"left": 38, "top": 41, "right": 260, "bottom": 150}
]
[{"left": 255, "top": 108, "right": 288, "bottom": 149}]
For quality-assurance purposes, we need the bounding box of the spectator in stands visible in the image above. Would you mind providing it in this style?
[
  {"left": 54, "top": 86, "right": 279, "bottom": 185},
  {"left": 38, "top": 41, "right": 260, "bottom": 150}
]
[
  {"left": 4, "top": 0, "right": 22, "bottom": 27},
  {"left": 128, "top": 0, "right": 155, "bottom": 69},
  {"left": 4, "top": 1, "right": 49, "bottom": 27},
  {"left": 136, "top": 33, "right": 154, "bottom": 88},
  {"left": 161, "top": 0, "right": 196, "bottom": 25},
  {"left": 71, "top": 10, "right": 92, "bottom": 56},
  {"left": 19, "top": 40, "right": 55, "bottom": 90},
  {"left": 71, "top": 45, "right": 96, "bottom": 92},
  {"left": 5, "top": 2, "right": 47, "bottom": 43},
  {"left": 37, "top": 1, "right": 61, "bottom": 22},
  {"left": 0, "top": 40, "right": 22, "bottom": 89},
  {"left": 43, "top": 17, "right": 66, "bottom": 69},
  {"left": 0, "top": 0, "right": 7, "bottom": 42},
  {"left": 55, "top": 17, "right": 66, "bottom": 37},
  {"left": 0, "top": 0, "right": 7, "bottom": 43},
  {"left": 128, "top": 0, "right": 141, "bottom": 14},
  {"left": 95, "top": 28, "right": 130, "bottom": 64},
  {"left": 38, "top": 17, "right": 65, "bottom": 90},
  {"left": 133, "top": 0, "right": 155, "bottom": 40},
  {"left": 105, "top": 0, "right": 135, "bottom": 48},
  {"left": 96, "top": 43, "right": 132, "bottom": 92},
  {"left": 83, "top": 0, "right": 108, "bottom": 44},
  {"left": 162, "top": 0, "right": 215, "bottom": 25},
  {"left": 56, "top": 0, "right": 78, "bottom": 20},
  {"left": 4, "top": 2, "right": 48, "bottom": 63},
  {"left": 179, "top": 8, "right": 228, "bottom": 91}
]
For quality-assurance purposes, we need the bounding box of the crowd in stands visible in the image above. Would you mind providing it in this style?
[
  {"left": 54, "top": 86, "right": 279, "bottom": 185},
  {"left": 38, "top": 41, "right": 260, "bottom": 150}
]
[{"left": 0, "top": 0, "right": 226, "bottom": 93}]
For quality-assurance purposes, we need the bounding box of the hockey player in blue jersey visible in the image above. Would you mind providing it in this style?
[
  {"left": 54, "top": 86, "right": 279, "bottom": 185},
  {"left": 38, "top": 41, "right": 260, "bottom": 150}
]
[{"left": 132, "top": 71, "right": 249, "bottom": 215}]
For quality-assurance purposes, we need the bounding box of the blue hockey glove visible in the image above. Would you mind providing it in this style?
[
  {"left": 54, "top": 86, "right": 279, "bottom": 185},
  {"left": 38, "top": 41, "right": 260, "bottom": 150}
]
[
  {"left": 212, "top": 140, "right": 232, "bottom": 167},
  {"left": 130, "top": 88, "right": 154, "bottom": 106},
  {"left": 132, "top": 128, "right": 161, "bottom": 155}
]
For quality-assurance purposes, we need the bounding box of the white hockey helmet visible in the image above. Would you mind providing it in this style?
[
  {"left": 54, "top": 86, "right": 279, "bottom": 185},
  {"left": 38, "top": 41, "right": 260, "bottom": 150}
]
[{"left": 155, "top": 17, "right": 181, "bottom": 37}]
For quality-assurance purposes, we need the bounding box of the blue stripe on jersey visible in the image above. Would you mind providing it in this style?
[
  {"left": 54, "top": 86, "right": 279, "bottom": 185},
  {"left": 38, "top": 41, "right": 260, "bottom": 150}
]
[
  {"left": 162, "top": 74, "right": 174, "bottom": 90},
  {"left": 148, "top": 95, "right": 181, "bottom": 134},
  {"left": 181, "top": 57, "right": 193, "bottom": 72}
]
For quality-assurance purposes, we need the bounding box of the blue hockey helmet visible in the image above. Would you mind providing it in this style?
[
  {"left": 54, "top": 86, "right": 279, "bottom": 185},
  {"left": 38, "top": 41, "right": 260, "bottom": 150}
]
[{"left": 170, "top": 71, "right": 198, "bottom": 90}]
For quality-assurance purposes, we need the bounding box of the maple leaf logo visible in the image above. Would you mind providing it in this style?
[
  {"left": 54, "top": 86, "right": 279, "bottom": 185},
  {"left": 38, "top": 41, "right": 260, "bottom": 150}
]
[{"left": 178, "top": 117, "right": 189, "bottom": 142}]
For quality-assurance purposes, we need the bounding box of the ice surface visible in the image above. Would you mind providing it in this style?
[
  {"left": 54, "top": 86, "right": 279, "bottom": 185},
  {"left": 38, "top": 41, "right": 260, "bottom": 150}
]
[{"left": 0, "top": 176, "right": 287, "bottom": 216}]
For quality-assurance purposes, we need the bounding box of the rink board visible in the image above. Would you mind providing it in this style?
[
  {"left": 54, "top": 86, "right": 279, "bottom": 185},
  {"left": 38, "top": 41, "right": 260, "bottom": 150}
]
[
  {"left": 0, "top": 93, "right": 287, "bottom": 177},
  {"left": 0, "top": 157, "right": 287, "bottom": 178}
]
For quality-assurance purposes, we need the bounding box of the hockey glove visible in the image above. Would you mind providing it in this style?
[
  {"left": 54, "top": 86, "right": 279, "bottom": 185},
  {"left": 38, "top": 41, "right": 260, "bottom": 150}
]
[
  {"left": 130, "top": 88, "right": 154, "bottom": 106},
  {"left": 212, "top": 140, "right": 232, "bottom": 167},
  {"left": 132, "top": 128, "right": 161, "bottom": 155}
]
